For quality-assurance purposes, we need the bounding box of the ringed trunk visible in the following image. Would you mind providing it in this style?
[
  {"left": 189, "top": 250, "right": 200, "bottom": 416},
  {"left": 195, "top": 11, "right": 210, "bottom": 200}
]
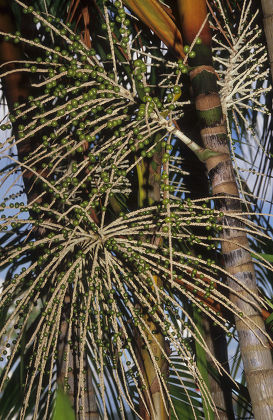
[
  {"left": 177, "top": 0, "right": 273, "bottom": 418},
  {"left": 178, "top": 104, "right": 235, "bottom": 419}
]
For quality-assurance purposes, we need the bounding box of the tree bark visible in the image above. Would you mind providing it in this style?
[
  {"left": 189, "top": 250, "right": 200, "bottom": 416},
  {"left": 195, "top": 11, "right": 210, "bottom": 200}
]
[
  {"left": 177, "top": 1, "right": 273, "bottom": 418},
  {"left": 261, "top": 0, "right": 273, "bottom": 84}
]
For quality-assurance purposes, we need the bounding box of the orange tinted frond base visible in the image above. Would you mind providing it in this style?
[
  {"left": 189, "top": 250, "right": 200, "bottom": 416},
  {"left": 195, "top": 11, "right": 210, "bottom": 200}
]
[
  {"left": 177, "top": 0, "right": 211, "bottom": 45},
  {"left": 123, "top": 0, "right": 185, "bottom": 57}
]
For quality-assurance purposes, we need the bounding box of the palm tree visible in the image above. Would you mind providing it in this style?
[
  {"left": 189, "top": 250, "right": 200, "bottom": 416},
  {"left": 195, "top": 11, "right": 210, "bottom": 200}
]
[
  {"left": 0, "top": 0, "right": 273, "bottom": 419},
  {"left": 176, "top": 2, "right": 273, "bottom": 419}
]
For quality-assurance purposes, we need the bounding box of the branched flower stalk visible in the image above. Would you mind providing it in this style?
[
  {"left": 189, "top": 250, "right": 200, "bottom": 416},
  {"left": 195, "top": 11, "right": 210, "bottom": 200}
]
[{"left": 0, "top": 0, "right": 273, "bottom": 419}]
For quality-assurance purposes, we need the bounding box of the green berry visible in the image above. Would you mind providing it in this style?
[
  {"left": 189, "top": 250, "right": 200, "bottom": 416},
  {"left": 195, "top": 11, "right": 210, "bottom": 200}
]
[
  {"left": 173, "top": 85, "right": 181, "bottom": 94},
  {"left": 196, "top": 37, "right": 202, "bottom": 45}
]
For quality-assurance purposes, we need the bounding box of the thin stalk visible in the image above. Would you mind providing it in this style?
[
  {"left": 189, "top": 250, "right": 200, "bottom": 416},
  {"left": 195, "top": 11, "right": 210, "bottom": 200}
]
[
  {"left": 202, "top": 318, "right": 235, "bottom": 420},
  {"left": 136, "top": 138, "right": 168, "bottom": 420},
  {"left": 58, "top": 294, "right": 100, "bottom": 420},
  {"left": 177, "top": 1, "right": 273, "bottom": 419},
  {"left": 154, "top": 113, "right": 221, "bottom": 162},
  {"left": 137, "top": 280, "right": 169, "bottom": 420}
]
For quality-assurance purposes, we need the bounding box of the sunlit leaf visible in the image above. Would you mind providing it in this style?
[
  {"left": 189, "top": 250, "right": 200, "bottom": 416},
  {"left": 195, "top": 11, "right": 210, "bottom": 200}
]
[
  {"left": 53, "top": 388, "right": 75, "bottom": 420},
  {"left": 252, "top": 253, "right": 273, "bottom": 263},
  {"left": 123, "top": 0, "right": 184, "bottom": 57}
]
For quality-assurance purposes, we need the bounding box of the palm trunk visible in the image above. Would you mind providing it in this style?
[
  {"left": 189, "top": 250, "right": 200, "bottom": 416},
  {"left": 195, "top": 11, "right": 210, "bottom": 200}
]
[
  {"left": 179, "top": 107, "right": 235, "bottom": 419},
  {"left": 137, "top": 308, "right": 169, "bottom": 420},
  {"left": 177, "top": 1, "right": 273, "bottom": 419},
  {"left": 202, "top": 318, "right": 235, "bottom": 420},
  {"left": 261, "top": 0, "right": 273, "bottom": 83},
  {"left": 58, "top": 295, "right": 100, "bottom": 420},
  {"left": 0, "top": 1, "right": 99, "bottom": 418},
  {"left": 136, "top": 149, "right": 168, "bottom": 420}
]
